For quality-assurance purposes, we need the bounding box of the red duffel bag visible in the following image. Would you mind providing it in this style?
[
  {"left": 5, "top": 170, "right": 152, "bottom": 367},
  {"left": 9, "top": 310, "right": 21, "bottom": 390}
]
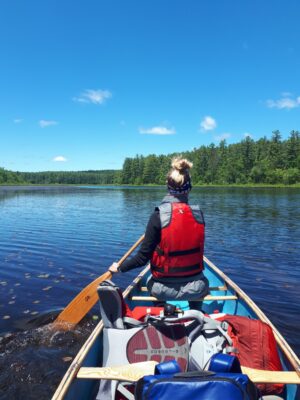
[{"left": 218, "top": 315, "right": 284, "bottom": 395}]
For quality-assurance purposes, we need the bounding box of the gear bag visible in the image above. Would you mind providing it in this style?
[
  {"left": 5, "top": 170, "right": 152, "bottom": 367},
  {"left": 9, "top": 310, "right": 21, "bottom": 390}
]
[
  {"left": 135, "top": 361, "right": 260, "bottom": 400},
  {"left": 217, "top": 315, "right": 284, "bottom": 395}
]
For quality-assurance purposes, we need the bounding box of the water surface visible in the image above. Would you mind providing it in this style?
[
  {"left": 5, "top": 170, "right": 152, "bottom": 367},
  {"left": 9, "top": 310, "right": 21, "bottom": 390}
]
[{"left": 0, "top": 186, "right": 299, "bottom": 398}]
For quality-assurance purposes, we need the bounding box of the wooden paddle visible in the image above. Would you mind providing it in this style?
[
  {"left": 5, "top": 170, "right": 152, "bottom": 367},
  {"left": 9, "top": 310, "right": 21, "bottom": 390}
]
[
  {"left": 53, "top": 234, "right": 145, "bottom": 328},
  {"left": 77, "top": 361, "right": 300, "bottom": 384}
]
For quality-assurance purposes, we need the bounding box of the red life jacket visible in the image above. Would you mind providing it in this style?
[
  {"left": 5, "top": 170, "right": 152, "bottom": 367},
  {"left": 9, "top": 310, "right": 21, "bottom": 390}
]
[{"left": 151, "top": 202, "right": 205, "bottom": 278}]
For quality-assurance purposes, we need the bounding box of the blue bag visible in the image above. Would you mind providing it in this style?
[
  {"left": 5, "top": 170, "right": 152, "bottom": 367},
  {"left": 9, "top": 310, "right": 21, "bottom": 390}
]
[{"left": 135, "top": 359, "right": 260, "bottom": 400}]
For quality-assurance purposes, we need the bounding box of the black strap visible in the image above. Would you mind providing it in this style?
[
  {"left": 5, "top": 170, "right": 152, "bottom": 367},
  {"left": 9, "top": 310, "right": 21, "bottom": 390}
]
[
  {"left": 155, "top": 247, "right": 201, "bottom": 257},
  {"left": 174, "top": 371, "right": 215, "bottom": 378},
  {"left": 151, "top": 263, "right": 201, "bottom": 274},
  {"left": 168, "top": 247, "right": 201, "bottom": 257}
]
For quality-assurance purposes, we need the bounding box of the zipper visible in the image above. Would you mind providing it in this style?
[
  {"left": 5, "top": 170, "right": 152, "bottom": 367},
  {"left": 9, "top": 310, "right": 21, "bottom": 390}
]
[{"left": 144, "top": 376, "right": 248, "bottom": 400}]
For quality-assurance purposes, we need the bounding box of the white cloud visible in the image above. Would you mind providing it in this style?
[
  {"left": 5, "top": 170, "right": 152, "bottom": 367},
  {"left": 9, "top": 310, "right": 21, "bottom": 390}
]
[
  {"left": 200, "top": 116, "right": 217, "bottom": 131},
  {"left": 53, "top": 156, "right": 67, "bottom": 162},
  {"left": 215, "top": 133, "right": 231, "bottom": 142},
  {"left": 266, "top": 94, "right": 300, "bottom": 110},
  {"left": 139, "top": 126, "right": 176, "bottom": 135},
  {"left": 39, "top": 120, "right": 58, "bottom": 128},
  {"left": 14, "top": 118, "right": 23, "bottom": 124},
  {"left": 244, "top": 132, "right": 253, "bottom": 138},
  {"left": 73, "top": 89, "right": 112, "bottom": 105}
]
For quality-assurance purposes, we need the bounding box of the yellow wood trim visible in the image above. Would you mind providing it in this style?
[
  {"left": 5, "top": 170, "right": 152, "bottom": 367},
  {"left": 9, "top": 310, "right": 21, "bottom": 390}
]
[
  {"left": 241, "top": 366, "right": 300, "bottom": 384},
  {"left": 130, "top": 295, "right": 238, "bottom": 302},
  {"left": 77, "top": 361, "right": 158, "bottom": 382},
  {"left": 76, "top": 362, "right": 300, "bottom": 384}
]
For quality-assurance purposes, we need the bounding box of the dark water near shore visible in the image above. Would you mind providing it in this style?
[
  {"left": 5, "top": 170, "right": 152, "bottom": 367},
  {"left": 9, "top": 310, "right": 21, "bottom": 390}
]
[{"left": 0, "top": 185, "right": 299, "bottom": 399}]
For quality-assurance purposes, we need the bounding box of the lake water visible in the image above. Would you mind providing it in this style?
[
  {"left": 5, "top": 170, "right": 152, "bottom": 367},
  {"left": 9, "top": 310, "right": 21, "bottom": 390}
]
[{"left": 0, "top": 186, "right": 299, "bottom": 399}]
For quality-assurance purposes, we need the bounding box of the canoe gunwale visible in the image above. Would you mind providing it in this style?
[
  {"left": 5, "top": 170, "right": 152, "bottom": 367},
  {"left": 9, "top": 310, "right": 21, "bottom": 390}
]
[{"left": 203, "top": 256, "right": 300, "bottom": 377}]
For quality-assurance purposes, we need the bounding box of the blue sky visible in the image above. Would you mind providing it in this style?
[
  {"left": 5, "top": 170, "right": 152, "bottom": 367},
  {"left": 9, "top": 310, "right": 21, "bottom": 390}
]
[{"left": 0, "top": 0, "right": 299, "bottom": 172}]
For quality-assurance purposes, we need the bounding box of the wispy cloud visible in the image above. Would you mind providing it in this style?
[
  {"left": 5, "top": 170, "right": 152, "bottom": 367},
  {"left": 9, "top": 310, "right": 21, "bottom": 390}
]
[
  {"left": 200, "top": 116, "right": 217, "bottom": 131},
  {"left": 52, "top": 156, "right": 67, "bottom": 162},
  {"left": 39, "top": 120, "right": 58, "bottom": 128},
  {"left": 139, "top": 126, "right": 176, "bottom": 135},
  {"left": 266, "top": 94, "right": 300, "bottom": 110},
  {"left": 215, "top": 133, "right": 231, "bottom": 142},
  {"left": 73, "top": 89, "right": 112, "bottom": 105},
  {"left": 14, "top": 118, "right": 23, "bottom": 124},
  {"left": 244, "top": 132, "right": 253, "bottom": 138}
]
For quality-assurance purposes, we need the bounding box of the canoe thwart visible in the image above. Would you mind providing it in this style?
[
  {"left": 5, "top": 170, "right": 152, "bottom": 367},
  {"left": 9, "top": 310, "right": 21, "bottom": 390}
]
[
  {"left": 77, "top": 362, "right": 300, "bottom": 384},
  {"left": 241, "top": 366, "right": 300, "bottom": 384},
  {"left": 130, "top": 295, "right": 238, "bottom": 302}
]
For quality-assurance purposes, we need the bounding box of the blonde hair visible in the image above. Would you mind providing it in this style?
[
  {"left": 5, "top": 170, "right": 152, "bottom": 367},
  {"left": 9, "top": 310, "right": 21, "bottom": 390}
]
[{"left": 167, "top": 157, "right": 193, "bottom": 187}]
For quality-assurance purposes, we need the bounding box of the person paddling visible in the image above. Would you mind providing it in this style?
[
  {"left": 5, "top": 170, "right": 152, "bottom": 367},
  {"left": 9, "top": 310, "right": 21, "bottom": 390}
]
[{"left": 109, "top": 157, "right": 209, "bottom": 306}]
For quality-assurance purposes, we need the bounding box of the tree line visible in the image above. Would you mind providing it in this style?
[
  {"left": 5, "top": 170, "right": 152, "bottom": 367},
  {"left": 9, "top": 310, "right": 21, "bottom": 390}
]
[
  {"left": 121, "top": 130, "right": 300, "bottom": 185},
  {"left": 0, "top": 131, "right": 299, "bottom": 185},
  {"left": 19, "top": 170, "right": 121, "bottom": 185}
]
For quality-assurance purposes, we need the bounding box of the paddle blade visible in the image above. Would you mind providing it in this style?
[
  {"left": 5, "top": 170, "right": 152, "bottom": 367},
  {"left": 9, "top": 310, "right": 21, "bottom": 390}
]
[{"left": 53, "top": 271, "right": 112, "bottom": 327}]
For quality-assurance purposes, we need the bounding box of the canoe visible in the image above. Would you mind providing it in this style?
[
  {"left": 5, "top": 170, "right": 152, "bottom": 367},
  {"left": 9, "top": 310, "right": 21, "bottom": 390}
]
[{"left": 52, "top": 256, "right": 300, "bottom": 399}]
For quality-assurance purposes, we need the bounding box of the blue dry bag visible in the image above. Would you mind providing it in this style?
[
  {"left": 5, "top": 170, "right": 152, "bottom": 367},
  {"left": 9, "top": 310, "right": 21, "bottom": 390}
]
[{"left": 135, "top": 358, "right": 260, "bottom": 400}]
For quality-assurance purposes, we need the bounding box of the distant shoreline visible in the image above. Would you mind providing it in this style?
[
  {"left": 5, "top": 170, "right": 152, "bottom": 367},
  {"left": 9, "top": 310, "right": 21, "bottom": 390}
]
[
  {"left": 1, "top": 183, "right": 300, "bottom": 190},
  {"left": 0, "top": 185, "right": 79, "bottom": 191}
]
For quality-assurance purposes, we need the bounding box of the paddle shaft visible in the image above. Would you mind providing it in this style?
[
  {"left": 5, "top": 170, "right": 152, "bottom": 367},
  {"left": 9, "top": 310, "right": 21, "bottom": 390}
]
[{"left": 54, "top": 234, "right": 145, "bottom": 327}]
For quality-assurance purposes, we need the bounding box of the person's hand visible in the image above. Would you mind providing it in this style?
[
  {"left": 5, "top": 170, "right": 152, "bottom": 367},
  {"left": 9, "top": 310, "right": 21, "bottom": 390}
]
[{"left": 108, "top": 262, "right": 120, "bottom": 274}]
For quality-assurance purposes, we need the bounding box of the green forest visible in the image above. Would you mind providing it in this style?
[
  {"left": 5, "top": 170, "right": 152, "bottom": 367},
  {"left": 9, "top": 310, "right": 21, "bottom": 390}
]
[{"left": 1, "top": 131, "right": 299, "bottom": 185}]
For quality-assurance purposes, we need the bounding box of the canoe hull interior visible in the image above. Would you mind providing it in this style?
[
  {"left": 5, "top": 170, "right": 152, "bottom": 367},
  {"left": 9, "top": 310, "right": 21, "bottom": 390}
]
[{"left": 55, "top": 260, "right": 300, "bottom": 400}]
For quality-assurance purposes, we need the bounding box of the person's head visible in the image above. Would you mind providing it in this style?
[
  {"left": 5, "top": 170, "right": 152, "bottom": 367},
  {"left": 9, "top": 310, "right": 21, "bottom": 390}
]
[{"left": 167, "top": 157, "right": 193, "bottom": 195}]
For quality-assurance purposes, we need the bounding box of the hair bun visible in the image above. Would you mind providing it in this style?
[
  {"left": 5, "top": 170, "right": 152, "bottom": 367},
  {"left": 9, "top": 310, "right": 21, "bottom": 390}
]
[{"left": 171, "top": 157, "right": 193, "bottom": 172}]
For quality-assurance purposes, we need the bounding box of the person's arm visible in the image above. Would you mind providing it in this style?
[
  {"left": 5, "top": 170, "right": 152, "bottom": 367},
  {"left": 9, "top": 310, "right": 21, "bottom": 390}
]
[{"left": 109, "top": 210, "right": 161, "bottom": 274}]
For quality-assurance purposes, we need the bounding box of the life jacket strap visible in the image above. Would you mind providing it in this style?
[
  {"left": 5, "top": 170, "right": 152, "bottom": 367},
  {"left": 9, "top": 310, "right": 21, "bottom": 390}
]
[
  {"left": 151, "top": 263, "right": 201, "bottom": 274},
  {"left": 155, "top": 246, "right": 201, "bottom": 257},
  {"left": 169, "top": 247, "right": 201, "bottom": 257}
]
